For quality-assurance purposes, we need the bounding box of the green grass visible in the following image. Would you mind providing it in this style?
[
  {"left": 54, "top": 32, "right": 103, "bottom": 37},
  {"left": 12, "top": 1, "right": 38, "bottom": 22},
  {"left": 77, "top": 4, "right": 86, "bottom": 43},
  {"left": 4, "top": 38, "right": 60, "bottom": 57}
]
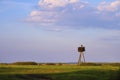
[{"left": 0, "top": 64, "right": 119, "bottom": 80}]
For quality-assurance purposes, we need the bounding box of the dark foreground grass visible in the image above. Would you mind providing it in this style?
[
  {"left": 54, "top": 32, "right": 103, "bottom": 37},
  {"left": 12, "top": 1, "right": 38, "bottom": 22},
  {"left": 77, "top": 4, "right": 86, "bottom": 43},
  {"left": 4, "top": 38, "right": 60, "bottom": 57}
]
[{"left": 0, "top": 64, "right": 119, "bottom": 80}]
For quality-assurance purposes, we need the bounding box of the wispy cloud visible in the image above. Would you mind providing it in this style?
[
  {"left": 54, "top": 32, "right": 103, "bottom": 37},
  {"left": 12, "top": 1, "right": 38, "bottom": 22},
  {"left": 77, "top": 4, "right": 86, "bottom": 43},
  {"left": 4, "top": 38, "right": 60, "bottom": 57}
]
[{"left": 25, "top": 0, "right": 120, "bottom": 30}]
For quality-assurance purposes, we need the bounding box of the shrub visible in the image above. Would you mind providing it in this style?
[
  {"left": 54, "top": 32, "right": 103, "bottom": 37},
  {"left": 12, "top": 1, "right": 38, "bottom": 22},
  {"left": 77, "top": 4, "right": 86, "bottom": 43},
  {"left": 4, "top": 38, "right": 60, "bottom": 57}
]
[
  {"left": 57, "top": 63, "right": 63, "bottom": 65},
  {"left": 45, "top": 63, "right": 56, "bottom": 65}
]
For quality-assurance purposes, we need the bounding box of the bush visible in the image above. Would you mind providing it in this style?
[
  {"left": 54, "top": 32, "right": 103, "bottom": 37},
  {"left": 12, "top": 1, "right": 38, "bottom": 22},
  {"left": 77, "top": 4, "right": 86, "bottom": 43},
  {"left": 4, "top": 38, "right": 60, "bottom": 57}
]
[
  {"left": 11, "top": 62, "right": 38, "bottom": 65},
  {"left": 45, "top": 63, "right": 56, "bottom": 65},
  {"left": 57, "top": 63, "right": 63, "bottom": 65}
]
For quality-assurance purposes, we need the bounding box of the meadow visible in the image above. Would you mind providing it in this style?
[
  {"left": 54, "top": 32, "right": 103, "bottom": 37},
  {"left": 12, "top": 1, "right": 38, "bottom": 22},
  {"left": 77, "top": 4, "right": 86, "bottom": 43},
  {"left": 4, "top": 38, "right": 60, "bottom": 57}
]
[{"left": 0, "top": 63, "right": 120, "bottom": 80}]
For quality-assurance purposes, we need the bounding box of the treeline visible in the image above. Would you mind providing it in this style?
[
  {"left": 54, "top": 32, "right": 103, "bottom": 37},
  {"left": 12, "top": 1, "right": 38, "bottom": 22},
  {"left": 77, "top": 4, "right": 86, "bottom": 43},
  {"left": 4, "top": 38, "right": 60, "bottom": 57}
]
[
  {"left": 0, "top": 62, "right": 120, "bottom": 66},
  {"left": 0, "top": 62, "right": 38, "bottom": 65},
  {"left": 0, "top": 62, "right": 63, "bottom": 65},
  {"left": 11, "top": 62, "right": 38, "bottom": 65}
]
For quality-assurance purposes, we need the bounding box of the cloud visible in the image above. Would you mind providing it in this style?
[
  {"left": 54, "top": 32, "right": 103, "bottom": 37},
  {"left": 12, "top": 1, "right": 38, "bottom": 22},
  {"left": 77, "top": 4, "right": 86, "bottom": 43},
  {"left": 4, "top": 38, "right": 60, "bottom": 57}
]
[
  {"left": 25, "top": 0, "right": 120, "bottom": 30},
  {"left": 38, "top": 0, "right": 79, "bottom": 8},
  {"left": 27, "top": 10, "right": 58, "bottom": 23},
  {"left": 97, "top": 0, "right": 120, "bottom": 12}
]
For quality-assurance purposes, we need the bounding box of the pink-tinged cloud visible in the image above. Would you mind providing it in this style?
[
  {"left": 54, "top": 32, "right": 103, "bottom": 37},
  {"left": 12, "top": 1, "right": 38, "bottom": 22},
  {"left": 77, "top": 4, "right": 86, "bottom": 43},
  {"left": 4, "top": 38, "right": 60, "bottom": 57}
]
[
  {"left": 25, "top": 0, "right": 120, "bottom": 30},
  {"left": 39, "top": 0, "right": 79, "bottom": 8},
  {"left": 97, "top": 0, "right": 120, "bottom": 12}
]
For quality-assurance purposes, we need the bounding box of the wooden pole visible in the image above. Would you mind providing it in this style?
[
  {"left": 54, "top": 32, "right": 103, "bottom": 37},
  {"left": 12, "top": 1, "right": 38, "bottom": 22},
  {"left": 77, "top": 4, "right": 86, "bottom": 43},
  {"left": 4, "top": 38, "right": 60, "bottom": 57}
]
[
  {"left": 83, "top": 52, "right": 85, "bottom": 62},
  {"left": 78, "top": 52, "right": 85, "bottom": 65},
  {"left": 78, "top": 53, "right": 81, "bottom": 64}
]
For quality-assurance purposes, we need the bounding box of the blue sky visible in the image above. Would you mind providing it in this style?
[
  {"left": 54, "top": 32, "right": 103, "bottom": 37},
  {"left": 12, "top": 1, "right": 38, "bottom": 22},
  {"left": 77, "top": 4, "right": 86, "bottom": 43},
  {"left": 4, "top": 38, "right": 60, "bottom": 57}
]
[{"left": 0, "top": 0, "right": 120, "bottom": 63}]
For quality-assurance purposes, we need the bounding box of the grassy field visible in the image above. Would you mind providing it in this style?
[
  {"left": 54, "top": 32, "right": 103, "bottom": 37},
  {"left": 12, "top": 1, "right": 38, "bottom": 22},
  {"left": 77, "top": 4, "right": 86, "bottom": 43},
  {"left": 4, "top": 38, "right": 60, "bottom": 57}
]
[{"left": 0, "top": 64, "right": 119, "bottom": 80}]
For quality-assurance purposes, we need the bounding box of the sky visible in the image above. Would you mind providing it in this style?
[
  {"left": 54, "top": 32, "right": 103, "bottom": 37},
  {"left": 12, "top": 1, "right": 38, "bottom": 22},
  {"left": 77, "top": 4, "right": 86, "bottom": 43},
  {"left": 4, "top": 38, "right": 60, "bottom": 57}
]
[{"left": 0, "top": 0, "right": 120, "bottom": 63}]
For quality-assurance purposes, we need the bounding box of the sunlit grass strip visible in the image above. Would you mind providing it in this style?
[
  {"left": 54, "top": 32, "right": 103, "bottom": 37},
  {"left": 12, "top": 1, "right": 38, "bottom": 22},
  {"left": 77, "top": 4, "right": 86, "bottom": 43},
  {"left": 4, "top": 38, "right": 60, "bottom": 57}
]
[{"left": 0, "top": 65, "right": 119, "bottom": 74}]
